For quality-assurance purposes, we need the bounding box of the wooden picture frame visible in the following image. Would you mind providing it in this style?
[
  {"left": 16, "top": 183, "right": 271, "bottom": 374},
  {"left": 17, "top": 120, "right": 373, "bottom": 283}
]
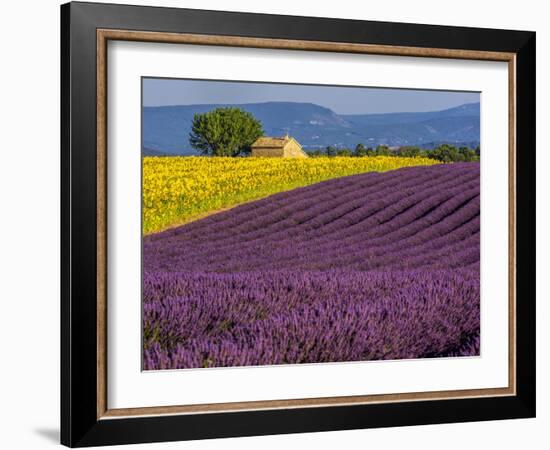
[{"left": 61, "top": 1, "right": 535, "bottom": 447}]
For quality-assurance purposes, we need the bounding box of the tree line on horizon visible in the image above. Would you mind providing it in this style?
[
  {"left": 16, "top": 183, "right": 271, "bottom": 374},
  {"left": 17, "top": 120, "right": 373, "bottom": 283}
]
[
  {"left": 306, "top": 143, "right": 480, "bottom": 163},
  {"left": 187, "top": 106, "right": 480, "bottom": 163}
]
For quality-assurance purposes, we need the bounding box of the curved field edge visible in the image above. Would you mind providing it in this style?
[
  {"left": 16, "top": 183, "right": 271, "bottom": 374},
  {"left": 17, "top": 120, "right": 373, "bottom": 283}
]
[{"left": 142, "top": 155, "right": 439, "bottom": 234}]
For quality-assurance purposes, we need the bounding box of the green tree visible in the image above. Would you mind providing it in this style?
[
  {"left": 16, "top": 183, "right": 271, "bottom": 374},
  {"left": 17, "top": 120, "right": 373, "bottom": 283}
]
[
  {"left": 354, "top": 143, "right": 367, "bottom": 157},
  {"left": 459, "top": 146, "right": 478, "bottom": 162},
  {"left": 325, "top": 145, "right": 338, "bottom": 157},
  {"left": 427, "top": 144, "right": 461, "bottom": 162},
  {"left": 189, "top": 107, "right": 263, "bottom": 156},
  {"left": 398, "top": 146, "right": 424, "bottom": 157},
  {"left": 375, "top": 145, "right": 391, "bottom": 156},
  {"left": 336, "top": 148, "right": 353, "bottom": 157}
]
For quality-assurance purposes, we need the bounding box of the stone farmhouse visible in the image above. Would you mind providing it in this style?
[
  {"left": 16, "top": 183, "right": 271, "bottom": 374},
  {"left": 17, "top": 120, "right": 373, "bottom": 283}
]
[{"left": 251, "top": 135, "right": 308, "bottom": 158}]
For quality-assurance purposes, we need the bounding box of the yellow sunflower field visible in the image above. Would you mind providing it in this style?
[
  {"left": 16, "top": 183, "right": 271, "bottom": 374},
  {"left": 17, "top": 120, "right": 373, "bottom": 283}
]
[{"left": 142, "top": 156, "right": 439, "bottom": 234}]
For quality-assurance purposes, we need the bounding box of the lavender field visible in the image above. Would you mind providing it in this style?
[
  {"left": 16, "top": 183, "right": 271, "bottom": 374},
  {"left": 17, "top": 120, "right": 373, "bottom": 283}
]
[{"left": 143, "top": 163, "right": 480, "bottom": 370}]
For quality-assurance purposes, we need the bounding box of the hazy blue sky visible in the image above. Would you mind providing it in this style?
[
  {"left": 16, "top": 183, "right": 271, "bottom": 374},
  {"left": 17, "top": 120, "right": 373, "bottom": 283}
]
[{"left": 143, "top": 78, "right": 479, "bottom": 115}]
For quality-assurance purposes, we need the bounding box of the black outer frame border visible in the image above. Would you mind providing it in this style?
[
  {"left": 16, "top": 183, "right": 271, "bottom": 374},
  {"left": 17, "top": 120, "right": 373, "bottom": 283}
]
[{"left": 60, "top": 1, "right": 536, "bottom": 447}]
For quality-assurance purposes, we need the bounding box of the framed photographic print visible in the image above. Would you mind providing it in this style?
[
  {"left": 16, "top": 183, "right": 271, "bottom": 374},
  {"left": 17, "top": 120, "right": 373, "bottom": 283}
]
[{"left": 60, "top": 1, "right": 536, "bottom": 447}]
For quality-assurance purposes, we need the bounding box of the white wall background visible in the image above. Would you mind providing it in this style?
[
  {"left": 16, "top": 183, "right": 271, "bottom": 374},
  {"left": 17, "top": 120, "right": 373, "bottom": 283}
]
[{"left": 0, "top": 0, "right": 546, "bottom": 448}]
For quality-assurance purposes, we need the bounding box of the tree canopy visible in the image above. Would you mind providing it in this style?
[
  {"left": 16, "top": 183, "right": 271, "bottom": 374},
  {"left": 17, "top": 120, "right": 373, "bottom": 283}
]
[
  {"left": 189, "top": 107, "right": 264, "bottom": 156},
  {"left": 306, "top": 143, "right": 479, "bottom": 162}
]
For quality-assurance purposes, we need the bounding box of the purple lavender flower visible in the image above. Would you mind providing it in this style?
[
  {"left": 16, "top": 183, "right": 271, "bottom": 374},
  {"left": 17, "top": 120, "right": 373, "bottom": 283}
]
[{"left": 143, "top": 163, "right": 480, "bottom": 370}]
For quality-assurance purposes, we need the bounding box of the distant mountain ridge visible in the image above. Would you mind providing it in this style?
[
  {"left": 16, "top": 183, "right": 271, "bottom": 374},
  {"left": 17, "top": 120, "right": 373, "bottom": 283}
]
[{"left": 143, "top": 101, "right": 480, "bottom": 155}]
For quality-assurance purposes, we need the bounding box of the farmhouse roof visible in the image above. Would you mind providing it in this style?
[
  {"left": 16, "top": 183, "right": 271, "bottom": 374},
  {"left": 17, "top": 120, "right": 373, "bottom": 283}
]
[{"left": 252, "top": 136, "right": 294, "bottom": 148}]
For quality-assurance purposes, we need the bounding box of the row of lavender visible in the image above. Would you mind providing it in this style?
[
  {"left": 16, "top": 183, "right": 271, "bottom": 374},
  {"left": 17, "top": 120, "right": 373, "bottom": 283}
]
[{"left": 143, "top": 163, "right": 480, "bottom": 369}]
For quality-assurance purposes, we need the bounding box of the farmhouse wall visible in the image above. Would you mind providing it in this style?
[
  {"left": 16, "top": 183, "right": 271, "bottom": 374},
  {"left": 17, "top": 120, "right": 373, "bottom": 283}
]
[
  {"left": 251, "top": 147, "right": 286, "bottom": 157},
  {"left": 283, "top": 140, "right": 308, "bottom": 158}
]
